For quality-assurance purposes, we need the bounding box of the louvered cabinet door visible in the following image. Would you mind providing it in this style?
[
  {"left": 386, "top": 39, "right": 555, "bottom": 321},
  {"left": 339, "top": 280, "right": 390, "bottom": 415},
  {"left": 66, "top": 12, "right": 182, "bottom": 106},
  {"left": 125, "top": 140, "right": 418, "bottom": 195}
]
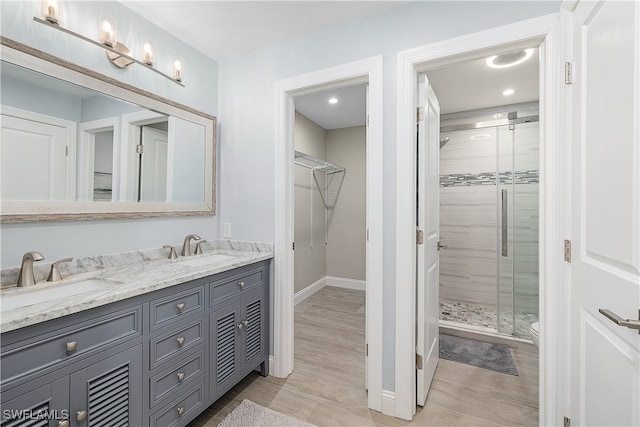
[
  {"left": 238, "top": 287, "right": 266, "bottom": 375},
  {"left": 209, "top": 300, "right": 241, "bottom": 400},
  {"left": 0, "top": 379, "right": 69, "bottom": 427},
  {"left": 68, "top": 345, "right": 142, "bottom": 427}
]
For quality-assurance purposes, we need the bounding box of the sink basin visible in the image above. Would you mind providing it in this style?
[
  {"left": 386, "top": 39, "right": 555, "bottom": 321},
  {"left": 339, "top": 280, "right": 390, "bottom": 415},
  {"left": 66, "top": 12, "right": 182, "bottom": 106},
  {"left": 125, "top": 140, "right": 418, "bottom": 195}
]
[
  {"left": 1, "top": 278, "right": 122, "bottom": 309},
  {"left": 178, "top": 254, "right": 236, "bottom": 268}
]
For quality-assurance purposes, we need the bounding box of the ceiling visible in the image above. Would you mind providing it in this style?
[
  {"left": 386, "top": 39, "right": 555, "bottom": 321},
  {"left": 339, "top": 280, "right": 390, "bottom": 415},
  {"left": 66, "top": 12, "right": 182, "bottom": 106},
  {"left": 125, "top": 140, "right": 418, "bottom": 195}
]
[
  {"left": 120, "top": 1, "right": 539, "bottom": 129},
  {"left": 120, "top": 1, "right": 407, "bottom": 61},
  {"left": 297, "top": 47, "right": 539, "bottom": 130}
]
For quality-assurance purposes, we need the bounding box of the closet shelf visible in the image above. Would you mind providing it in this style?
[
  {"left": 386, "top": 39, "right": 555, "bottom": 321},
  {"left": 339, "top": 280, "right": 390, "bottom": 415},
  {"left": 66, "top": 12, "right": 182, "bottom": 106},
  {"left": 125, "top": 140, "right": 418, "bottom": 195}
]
[{"left": 294, "top": 151, "right": 346, "bottom": 175}]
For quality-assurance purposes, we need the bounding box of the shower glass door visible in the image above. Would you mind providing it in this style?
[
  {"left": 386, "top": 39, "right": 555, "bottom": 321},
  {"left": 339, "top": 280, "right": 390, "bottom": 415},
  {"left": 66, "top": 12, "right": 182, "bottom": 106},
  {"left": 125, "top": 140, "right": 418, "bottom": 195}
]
[
  {"left": 513, "top": 121, "right": 539, "bottom": 337},
  {"left": 497, "top": 120, "right": 540, "bottom": 336},
  {"left": 497, "top": 124, "right": 515, "bottom": 335}
]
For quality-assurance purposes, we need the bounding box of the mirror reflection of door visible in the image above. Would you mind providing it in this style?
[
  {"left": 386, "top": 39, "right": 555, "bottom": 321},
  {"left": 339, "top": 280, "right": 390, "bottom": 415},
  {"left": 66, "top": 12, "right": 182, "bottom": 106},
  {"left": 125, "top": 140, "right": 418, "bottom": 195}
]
[
  {"left": 92, "top": 129, "right": 114, "bottom": 201},
  {"left": 138, "top": 123, "right": 168, "bottom": 202},
  {"left": 1, "top": 115, "right": 68, "bottom": 200}
]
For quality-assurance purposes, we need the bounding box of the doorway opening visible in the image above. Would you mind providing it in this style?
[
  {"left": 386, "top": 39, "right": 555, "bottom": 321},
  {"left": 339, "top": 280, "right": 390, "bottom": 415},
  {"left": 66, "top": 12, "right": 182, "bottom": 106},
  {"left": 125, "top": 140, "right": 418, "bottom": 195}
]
[
  {"left": 273, "top": 56, "right": 383, "bottom": 411},
  {"left": 427, "top": 46, "right": 541, "bottom": 340},
  {"left": 394, "top": 13, "right": 561, "bottom": 423}
]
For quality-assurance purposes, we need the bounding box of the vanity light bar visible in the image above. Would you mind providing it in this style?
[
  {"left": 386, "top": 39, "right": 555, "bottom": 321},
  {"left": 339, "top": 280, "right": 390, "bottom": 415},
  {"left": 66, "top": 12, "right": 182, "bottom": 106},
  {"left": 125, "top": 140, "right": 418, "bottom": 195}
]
[{"left": 33, "top": 17, "right": 185, "bottom": 87}]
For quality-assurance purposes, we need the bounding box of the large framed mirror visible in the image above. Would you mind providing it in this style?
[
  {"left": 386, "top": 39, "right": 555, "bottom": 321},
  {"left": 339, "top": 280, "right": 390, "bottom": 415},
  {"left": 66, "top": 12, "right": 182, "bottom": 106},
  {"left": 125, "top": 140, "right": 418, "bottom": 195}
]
[{"left": 0, "top": 37, "right": 216, "bottom": 222}]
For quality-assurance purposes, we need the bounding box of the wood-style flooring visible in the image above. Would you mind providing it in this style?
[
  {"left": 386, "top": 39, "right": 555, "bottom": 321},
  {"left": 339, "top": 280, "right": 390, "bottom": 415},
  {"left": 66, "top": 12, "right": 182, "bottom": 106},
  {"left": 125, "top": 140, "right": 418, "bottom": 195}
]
[{"left": 189, "top": 286, "right": 538, "bottom": 426}]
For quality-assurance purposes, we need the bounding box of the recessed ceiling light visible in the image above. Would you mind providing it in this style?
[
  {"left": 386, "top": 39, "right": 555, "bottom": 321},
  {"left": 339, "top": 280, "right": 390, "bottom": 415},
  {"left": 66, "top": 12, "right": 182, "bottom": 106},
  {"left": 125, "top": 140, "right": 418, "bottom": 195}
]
[
  {"left": 328, "top": 97, "right": 338, "bottom": 104},
  {"left": 493, "top": 113, "right": 503, "bottom": 119},
  {"left": 502, "top": 89, "right": 515, "bottom": 96},
  {"left": 486, "top": 48, "right": 534, "bottom": 69},
  {"left": 470, "top": 134, "right": 491, "bottom": 140}
]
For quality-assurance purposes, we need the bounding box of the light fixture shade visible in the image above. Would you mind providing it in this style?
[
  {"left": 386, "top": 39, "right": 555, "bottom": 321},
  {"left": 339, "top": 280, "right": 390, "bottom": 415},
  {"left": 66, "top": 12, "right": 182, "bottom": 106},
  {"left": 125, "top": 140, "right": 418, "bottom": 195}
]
[
  {"left": 99, "top": 14, "right": 116, "bottom": 47},
  {"left": 173, "top": 59, "right": 183, "bottom": 82},
  {"left": 142, "top": 37, "right": 155, "bottom": 66},
  {"left": 42, "top": 0, "right": 61, "bottom": 25}
]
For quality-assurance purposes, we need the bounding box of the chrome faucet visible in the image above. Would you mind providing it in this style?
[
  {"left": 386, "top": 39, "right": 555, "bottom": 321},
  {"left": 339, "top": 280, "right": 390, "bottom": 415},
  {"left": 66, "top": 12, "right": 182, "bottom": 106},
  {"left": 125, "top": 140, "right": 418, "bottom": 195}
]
[
  {"left": 181, "top": 234, "right": 201, "bottom": 256},
  {"left": 17, "top": 251, "right": 45, "bottom": 287}
]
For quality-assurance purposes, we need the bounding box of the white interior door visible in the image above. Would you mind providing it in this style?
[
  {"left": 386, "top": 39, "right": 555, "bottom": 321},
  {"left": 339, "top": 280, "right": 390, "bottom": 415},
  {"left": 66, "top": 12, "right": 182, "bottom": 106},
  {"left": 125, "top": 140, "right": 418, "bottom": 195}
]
[
  {"left": 416, "top": 73, "right": 440, "bottom": 406},
  {"left": 139, "top": 126, "right": 168, "bottom": 202},
  {"left": 1, "top": 114, "right": 68, "bottom": 200},
  {"left": 569, "top": 1, "right": 640, "bottom": 425}
]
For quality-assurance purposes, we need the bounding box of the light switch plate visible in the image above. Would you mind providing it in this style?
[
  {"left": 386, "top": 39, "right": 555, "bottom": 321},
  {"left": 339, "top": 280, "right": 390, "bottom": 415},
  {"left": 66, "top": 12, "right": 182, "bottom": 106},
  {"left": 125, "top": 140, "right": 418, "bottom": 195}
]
[{"left": 224, "top": 223, "right": 232, "bottom": 239}]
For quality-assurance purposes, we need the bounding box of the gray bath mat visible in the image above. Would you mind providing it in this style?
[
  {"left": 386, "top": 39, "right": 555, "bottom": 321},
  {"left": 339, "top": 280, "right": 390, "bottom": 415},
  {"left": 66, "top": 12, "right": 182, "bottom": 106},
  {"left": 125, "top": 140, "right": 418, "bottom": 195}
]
[
  {"left": 217, "top": 400, "right": 317, "bottom": 427},
  {"left": 439, "top": 334, "right": 518, "bottom": 376}
]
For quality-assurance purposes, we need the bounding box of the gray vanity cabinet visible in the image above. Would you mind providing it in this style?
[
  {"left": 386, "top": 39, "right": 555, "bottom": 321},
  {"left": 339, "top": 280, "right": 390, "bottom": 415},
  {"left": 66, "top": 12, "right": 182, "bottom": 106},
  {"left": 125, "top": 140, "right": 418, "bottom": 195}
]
[
  {"left": 209, "top": 265, "right": 268, "bottom": 402},
  {"left": 1, "top": 259, "right": 270, "bottom": 427}
]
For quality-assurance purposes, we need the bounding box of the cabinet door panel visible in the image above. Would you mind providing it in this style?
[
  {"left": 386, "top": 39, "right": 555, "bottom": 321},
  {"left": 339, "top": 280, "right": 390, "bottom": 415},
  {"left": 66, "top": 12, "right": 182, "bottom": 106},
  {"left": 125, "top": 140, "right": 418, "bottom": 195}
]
[
  {"left": 0, "top": 379, "right": 68, "bottom": 427},
  {"left": 240, "top": 288, "right": 266, "bottom": 373},
  {"left": 209, "top": 300, "right": 240, "bottom": 399},
  {"left": 69, "top": 345, "right": 142, "bottom": 427}
]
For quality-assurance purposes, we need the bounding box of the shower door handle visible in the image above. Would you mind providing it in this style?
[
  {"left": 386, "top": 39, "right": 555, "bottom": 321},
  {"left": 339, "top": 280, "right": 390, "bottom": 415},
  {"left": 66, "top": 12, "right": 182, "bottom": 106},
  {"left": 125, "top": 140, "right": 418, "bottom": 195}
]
[{"left": 501, "top": 189, "right": 508, "bottom": 257}]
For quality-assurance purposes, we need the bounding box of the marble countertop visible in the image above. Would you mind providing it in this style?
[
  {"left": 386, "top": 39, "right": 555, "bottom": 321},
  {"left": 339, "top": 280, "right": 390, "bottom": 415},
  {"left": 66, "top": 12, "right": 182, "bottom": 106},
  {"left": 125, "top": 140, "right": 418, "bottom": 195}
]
[{"left": 1, "top": 243, "right": 272, "bottom": 333}]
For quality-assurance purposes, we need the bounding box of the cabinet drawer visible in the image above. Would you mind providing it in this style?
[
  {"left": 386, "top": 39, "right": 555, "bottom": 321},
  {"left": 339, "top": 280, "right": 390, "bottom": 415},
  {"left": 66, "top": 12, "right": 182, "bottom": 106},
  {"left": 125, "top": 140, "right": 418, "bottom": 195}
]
[
  {"left": 150, "top": 286, "right": 204, "bottom": 331},
  {"left": 150, "top": 319, "right": 203, "bottom": 369},
  {"left": 150, "top": 348, "right": 204, "bottom": 408},
  {"left": 1, "top": 306, "right": 141, "bottom": 383},
  {"left": 209, "top": 268, "right": 264, "bottom": 305},
  {"left": 150, "top": 381, "right": 204, "bottom": 427}
]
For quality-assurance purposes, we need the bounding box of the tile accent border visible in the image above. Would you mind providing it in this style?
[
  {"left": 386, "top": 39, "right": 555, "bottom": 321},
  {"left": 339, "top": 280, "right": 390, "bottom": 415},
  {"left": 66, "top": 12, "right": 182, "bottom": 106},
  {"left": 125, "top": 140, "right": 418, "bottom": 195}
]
[{"left": 440, "top": 170, "right": 539, "bottom": 187}]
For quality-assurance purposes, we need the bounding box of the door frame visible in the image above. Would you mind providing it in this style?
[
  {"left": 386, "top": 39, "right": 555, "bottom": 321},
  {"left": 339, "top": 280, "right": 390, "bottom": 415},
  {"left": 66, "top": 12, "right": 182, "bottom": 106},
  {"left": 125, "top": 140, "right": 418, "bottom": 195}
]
[
  {"left": 394, "top": 13, "right": 570, "bottom": 423},
  {"left": 273, "top": 56, "right": 384, "bottom": 411}
]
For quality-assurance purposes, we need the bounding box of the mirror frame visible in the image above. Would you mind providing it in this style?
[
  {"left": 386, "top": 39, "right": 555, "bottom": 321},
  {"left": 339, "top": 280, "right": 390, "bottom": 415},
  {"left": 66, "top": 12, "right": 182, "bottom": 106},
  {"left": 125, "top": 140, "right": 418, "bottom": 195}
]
[{"left": 0, "top": 37, "right": 216, "bottom": 223}]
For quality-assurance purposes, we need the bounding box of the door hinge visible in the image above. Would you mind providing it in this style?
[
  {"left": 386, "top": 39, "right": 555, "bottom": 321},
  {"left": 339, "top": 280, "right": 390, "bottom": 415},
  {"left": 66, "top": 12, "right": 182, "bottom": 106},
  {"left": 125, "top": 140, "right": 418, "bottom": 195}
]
[
  {"left": 416, "top": 229, "right": 424, "bottom": 245},
  {"left": 365, "top": 343, "right": 368, "bottom": 357},
  {"left": 366, "top": 229, "right": 369, "bottom": 242},
  {"left": 564, "top": 62, "right": 572, "bottom": 85},
  {"left": 416, "top": 107, "right": 424, "bottom": 123},
  {"left": 416, "top": 353, "right": 423, "bottom": 370},
  {"left": 564, "top": 239, "right": 572, "bottom": 263},
  {"left": 367, "top": 114, "right": 370, "bottom": 127},
  {"left": 292, "top": 242, "right": 295, "bottom": 251},
  {"left": 65, "top": 146, "right": 69, "bottom": 156},
  {"left": 564, "top": 416, "right": 571, "bottom": 427},
  {"left": 136, "top": 144, "right": 144, "bottom": 154}
]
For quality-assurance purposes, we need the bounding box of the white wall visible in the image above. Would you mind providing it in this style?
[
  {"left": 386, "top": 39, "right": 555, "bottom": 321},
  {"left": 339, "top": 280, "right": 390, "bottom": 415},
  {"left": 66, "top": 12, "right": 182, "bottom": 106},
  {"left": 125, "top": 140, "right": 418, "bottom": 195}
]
[
  {"left": 217, "top": 0, "right": 559, "bottom": 391},
  {"left": 0, "top": 1, "right": 219, "bottom": 267}
]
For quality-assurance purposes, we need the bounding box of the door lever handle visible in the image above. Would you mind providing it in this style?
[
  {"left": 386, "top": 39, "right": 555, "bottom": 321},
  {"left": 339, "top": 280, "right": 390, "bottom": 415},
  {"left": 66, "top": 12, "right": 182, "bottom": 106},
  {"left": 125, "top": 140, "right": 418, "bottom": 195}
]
[
  {"left": 599, "top": 309, "right": 640, "bottom": 334},
  {"left": 437, "top": 241, "right": 448, "bottom": 251}
]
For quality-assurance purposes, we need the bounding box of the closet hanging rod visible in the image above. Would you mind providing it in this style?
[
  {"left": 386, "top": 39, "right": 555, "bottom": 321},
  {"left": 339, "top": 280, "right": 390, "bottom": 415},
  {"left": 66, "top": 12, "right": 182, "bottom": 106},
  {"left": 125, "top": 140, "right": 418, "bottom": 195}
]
[{"left": 294, "top": 151, "right": 346, "bottom": 175}]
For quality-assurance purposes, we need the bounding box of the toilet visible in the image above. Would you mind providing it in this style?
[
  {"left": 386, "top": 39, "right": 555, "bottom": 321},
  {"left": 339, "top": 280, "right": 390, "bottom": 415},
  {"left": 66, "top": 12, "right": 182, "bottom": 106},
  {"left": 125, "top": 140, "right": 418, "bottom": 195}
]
[{"left": 530, "top": 322, "right": 540, "bottom": 348}]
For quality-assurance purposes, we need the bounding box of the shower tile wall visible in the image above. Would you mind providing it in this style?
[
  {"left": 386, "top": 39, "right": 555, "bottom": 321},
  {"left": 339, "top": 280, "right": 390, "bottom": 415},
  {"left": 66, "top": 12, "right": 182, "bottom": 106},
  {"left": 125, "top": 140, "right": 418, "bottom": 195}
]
[{"left": 440, "top": 129, "right": 498, "bottom": 308}]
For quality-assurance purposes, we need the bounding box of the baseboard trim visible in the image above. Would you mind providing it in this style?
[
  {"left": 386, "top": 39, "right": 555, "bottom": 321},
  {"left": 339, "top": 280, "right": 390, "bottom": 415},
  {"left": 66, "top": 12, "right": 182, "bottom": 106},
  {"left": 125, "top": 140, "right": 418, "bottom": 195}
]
[
  {"left": 294, "top": 277, "right": 327, "bottom": 305},
  {"left": 381, "top": 390, "right": 396, "bottom": 417},
  {"left": 268, "top": 355, "right": 274, "bottom": 374},
  {"left": 325, "top": 276, "right": 366, "bottom": 291}
]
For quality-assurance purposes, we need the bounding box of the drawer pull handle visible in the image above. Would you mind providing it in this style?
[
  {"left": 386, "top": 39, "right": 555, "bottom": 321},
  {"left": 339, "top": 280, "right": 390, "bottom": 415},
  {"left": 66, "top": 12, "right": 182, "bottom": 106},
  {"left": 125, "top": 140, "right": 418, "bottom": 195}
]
[
  {"left": 238, "top": 281, "right": 245, "bottom": 288},
  {"left": 177, "top": 336, "right": 186, "bottom": 346},
  {"left": 177, "top": 303, "right": 185, "bottom": 312},
  {"left": 177, "top": 371, "right": 185, "bottom": 381},
  {"left": 66, "top": 341, "right": 77, "bottom": 353},
  {"left": 58, "top": 421, "right": 69, "bottom": 427},
  {"left": 177, "top": 406, "right": 185, "bottom": 416},
  {"left": 76, "top": 410, "right": 87, "bottom": 421}
]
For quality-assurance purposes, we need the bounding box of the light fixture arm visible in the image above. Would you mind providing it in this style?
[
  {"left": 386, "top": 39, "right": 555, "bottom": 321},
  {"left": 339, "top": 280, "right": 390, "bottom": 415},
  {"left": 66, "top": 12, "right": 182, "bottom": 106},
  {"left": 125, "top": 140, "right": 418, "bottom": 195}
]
[{"left": 33, "top": 17, "right": 184, "bottom": 87}]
